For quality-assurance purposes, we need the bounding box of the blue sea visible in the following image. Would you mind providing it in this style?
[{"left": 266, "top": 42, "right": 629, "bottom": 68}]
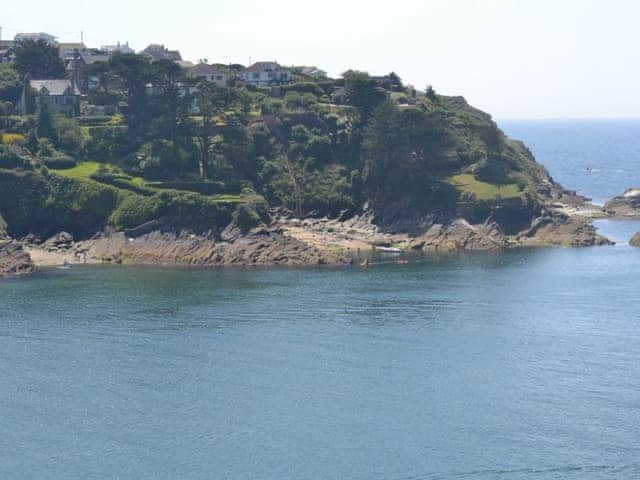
[{"left": 1, "top": 120, "right": 640, "bottom": 479}]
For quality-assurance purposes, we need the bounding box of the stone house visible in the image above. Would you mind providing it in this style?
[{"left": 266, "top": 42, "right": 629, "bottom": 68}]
[{"left": 26, "top": 79, "right": 82, "bottom": 116}]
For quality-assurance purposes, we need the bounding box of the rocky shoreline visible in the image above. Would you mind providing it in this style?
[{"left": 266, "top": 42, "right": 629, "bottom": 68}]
[{"left": 3, "top": 188, "right": 640, "bottom": 278}]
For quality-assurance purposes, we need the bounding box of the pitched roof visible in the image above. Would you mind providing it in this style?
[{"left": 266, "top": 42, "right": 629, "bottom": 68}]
[
  {"left": 246, "top": 61, "right": 282, "bottom": 72},
  {"left": 30, "top": 79, "right": 81, "bottom": 96},
  {"left": 80, "top": 52, "right": 111, "bottom": 64}
]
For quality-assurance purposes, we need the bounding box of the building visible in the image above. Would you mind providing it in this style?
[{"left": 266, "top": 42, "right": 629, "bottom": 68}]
[
  {"left": 187, "top": 63, "right": 228, "bottom": 86},
  {"left": 140, "top": 44, "right": 182, "bottom": 62},
  {"left": 101, "top": 41, "right": 134, "bottom": 55},
  {"left": 15, "top": 32, "right": 57, "bottom": 44},
  {"left": 27, "top": 79, "right": 82, "bottom": 116},
  {"left": 58, "top": 42, "right": 88, "bottom": 61},
  {"left": 239, "top": 62, "right": 291, "bottom": 86},
  {"left": 298, "top": 66, "right": 328, "bottom": 79}
]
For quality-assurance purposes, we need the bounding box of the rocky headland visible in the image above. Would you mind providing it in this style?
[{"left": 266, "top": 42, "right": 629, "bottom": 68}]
[{"left": 604, "top": 188, "right": 640, "bottom": 218}]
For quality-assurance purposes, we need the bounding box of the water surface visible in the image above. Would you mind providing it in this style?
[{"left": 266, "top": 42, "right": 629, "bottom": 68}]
[{"left": 2, "top": 120, "right": 640, "bottom": 479}]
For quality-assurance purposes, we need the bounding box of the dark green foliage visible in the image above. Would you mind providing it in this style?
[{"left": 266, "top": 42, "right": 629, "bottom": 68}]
[
  {"left": 84, "top": 126, "right": 136, "bottom": 162},
  {"left": 0, "top": 169, "right": 120, "bottom": 238},
  {"left": 343, "top": 70, "right": 387, "bottom": 120},
  {"left": 36, "top": 100, "right": 57, "bottom": 142},
  {"left": 0, "top": 144, "right": 31, "bottom": 169},
  {"left": 232, "top": 189, "right": 269, "bottom": 232},
  {"left": 13, "top": 40, "right": 66, "bottom": 79},
  {"left": 0, "top": 65, "right": 21, "bottom": 106}
]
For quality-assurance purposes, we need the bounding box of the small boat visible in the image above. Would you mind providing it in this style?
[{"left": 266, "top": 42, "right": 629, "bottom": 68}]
[
  {"left": 59, "top": 261, "right": 72, "bottom": 270},
  {"left": 376, "top": 246, "right": 403, "bottom": 254}
]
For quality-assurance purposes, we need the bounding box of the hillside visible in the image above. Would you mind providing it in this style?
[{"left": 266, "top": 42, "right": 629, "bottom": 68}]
[{"left": 0, "top": 54, "right": 608, "bottom": 269}]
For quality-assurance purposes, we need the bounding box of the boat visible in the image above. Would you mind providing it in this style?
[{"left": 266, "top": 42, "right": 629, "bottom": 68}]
[
  {"left": 59, "top": 261, "right": 72, "bottom": 270},
  {"left": 375, "top": 246, "right": 403, "bottom": 254}
]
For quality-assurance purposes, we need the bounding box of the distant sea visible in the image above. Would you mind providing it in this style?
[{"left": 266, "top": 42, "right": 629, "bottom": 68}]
[
  {"left": 1, "top": 120, "right": 640, "bottom": 479},
  {"left": 500, "top": 118, "right": 640, "bottom": 205}
]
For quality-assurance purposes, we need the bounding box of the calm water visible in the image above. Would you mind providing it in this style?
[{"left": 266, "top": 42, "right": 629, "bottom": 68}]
[{"left": 2, "top": 120, "right": 640, "bottom": 479}]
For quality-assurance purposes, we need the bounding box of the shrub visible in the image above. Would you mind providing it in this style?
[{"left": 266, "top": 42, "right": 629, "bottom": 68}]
[{"left": 1, "top": 133, "right": 26, "bottom": 145}]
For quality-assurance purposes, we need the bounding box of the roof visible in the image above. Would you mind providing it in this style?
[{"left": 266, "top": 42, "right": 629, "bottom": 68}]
[
  {"left": 246, "top": 61, "right": 286, "bottom": 72},
  {"left": 30, "top": 79, "right": 81, "bottom": 96},
  {"left": 188, "top": 63, "right": 227, "bottom": 75},
  {"left": 80, "top": 52, "right": 111, "bottom": 64},
  {"left": 0, "top": 40, "right": 15, "bottom": 48},
  {"left": 58, "top": 42, "right": 87, "bottom": 50}
]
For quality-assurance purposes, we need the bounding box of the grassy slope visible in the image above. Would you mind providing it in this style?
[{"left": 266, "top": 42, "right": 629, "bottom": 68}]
[{"left": 447, "top": 174, "right": 523, "bottom": 201}]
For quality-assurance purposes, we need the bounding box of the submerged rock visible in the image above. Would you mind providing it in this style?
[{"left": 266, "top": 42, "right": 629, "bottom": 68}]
[{"left": 0, "top": 240, "right": 34, "bottom": 277}]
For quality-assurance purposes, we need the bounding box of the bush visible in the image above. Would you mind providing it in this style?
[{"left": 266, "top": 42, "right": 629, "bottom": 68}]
[
  {"left": 0, "top": 144, "right": 30, "bottom": 169},
  {"left": 1, "top": 133, "right": 26, "bottom": 145}
]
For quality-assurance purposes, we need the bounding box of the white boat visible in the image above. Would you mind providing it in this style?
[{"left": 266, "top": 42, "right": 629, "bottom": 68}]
[{"left": 376, "top": 246, "right": 403, "bottom": 254}]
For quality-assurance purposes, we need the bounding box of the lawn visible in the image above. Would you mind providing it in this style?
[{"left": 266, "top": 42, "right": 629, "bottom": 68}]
[
  {"left": 51, "top": 161, "right": 105, "bottom": 179},
  {"left": 447, "top": 174, "right": 523, "bottom": 201}
]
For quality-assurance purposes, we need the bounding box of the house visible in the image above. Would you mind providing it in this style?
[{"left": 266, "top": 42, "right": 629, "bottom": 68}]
[
  {"left": 27, "top": 79, "right": 82, "bottom": 116},
  {"left": 298, "top": 66, "right": 328, "bottom": 79},
  {"left": 58, "top": 42, "right": 88, "bottom": 60},
  {"left": 15, "top": 32, "right": 57, "bottom": 44},
  {"left": 239, "top": 61, "right": 291, "bottom": 86},
  {"left": 187, "top": 63, "right": 228, "bottom": 86},
  {"left": 101, "top": 42, "right": 134, "bottom": 55},
  {"left": 140, "top": 44, "right": 182, "bottom": 62}
]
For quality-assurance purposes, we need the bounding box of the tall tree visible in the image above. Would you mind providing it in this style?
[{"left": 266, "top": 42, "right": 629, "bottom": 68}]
[
  {"left": 13, "top": 40, "right": 66, "bottom": 79},
  {"left": 108, "top": 53, "right": 152, "bottom": 137},
  {"left": 343, "top": 70, "right": 387, "bottom": 122},
  {"left": 192, "top": 82, "right": 234, "bottom": 180}
]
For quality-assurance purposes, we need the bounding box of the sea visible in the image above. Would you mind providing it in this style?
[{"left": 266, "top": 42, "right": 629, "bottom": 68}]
[{"left": 1, "top": 120, "right": 640, "bottom": 479}]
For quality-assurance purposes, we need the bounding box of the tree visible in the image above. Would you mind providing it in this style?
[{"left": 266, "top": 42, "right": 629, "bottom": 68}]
[
  {"left": 35, "top": 98, "right": 58, "bottom": 143},
  {"left": 0, "top": 64, "right": 21, "bottom": 105},
  {"left": 108, "top": 53, "right": 153, "bottom": 136},
  {"left": 148, "top": 59, "right": 190, "bottom": 143},
  {"left": 425, "top": 85, "right": 437, "bottom": 101},
  {"left": 192, "top": 82, "right": 235, "bottom": 180},
  {"left": 342, "top": 70, "right": 386, "bottom": 122},
  {"left": 13, "top": 40, "right": 66, "bottom": 79}
]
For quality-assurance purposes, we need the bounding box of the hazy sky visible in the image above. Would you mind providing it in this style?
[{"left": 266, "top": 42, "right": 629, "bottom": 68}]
[{"left": 3, "top": 0, "right": 639, "bottom": 119}]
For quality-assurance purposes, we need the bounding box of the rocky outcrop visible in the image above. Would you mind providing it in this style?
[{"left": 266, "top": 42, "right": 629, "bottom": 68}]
[
  {"left": 630, "top": 232, "right": 640, "bottom": 247},
  {"left": 408, "top": 220, "right": 508, "bottom": 252},
  {"left": 42, "top": 231, "right": 74, "bottom": 252},
  {"left": 0, "top": 240, "right": 34, "bottom": 277},
  {"left": 604, "top": 188, "right": 640, "bottom": 218},
  {"left": 518, "top": 214, "right": 612, "bottom": 247},
  {"left": 78, "top": 227, "right": 347, "bottom": 267}
]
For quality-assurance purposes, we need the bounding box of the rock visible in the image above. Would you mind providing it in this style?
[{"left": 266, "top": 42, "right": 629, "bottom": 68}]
[
  {"left": 415, "top": 219, "right": 508, "bottom": 252},
  {"left": 82, "top": 228, "right": 347, "bottom": 267},
  {"left": 604, "top": 188, "right": 640, "bottom": 218},
  {"left": 43, "top": 231, "right": 74, "bottom": 251},
  {"left": 519, "top": 214, "right": 612, "bottom": 247},
  {"left": 0, "top": 240, "right": 34, "bottom": 277},
  {"left": 220, "top": 223, "right": 242, "bottom": 243},
  {"left": 630, "top": 232, "right": 640, "bottom": 247}
]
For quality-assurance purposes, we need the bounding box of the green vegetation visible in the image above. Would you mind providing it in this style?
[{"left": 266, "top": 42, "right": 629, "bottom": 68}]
[
  {"left": 0, "top": 46, "right": 552, "bottom": 239},
  {"left": 447, "top": 174, "right": 523, "bottom": 201}
]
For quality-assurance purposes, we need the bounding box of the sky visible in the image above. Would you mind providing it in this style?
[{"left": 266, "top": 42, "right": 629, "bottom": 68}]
[{"left": 3, "top": 0, "right": 640, "bottom": 119}]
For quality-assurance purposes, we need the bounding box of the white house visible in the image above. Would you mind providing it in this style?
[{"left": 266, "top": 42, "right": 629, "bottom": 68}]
[
  {"left": 187, "top": 63, "right": 228, "bottom": 86},
  {"left": 240, "top": 62, "right": 291, "bottom": 86}
]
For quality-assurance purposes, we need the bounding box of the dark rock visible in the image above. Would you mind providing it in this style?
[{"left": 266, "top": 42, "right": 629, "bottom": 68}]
[
  {"left": 0, "top": 240, "right": 34, "bottom": 277},
  {"left": 43, "top": 231, "right": 74, "bottom": 251}
]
